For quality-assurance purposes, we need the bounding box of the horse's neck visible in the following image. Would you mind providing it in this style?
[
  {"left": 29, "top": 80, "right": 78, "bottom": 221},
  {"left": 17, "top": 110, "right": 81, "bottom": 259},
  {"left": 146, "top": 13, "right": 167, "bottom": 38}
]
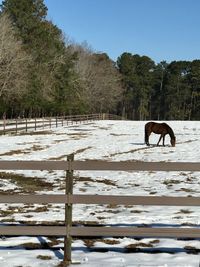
[{"left": 168, "top": 126, "right": 175, "bottom": 139}]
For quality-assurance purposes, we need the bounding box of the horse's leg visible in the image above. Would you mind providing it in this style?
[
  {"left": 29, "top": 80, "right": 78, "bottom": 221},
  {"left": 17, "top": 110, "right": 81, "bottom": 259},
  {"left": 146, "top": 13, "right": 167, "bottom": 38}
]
[
  {"left": 146, "top": 134, "right": 150, "bottom": 146},
  {"left": 163, "top": 134, "right": 166, "bottom": 146},
  {"left": 157, "top": 134, "right": 163, "bottom": 146},
  {"left": 145, "top": 131, "right": 150, "bottom": 146},
  {"left": 145, "top": 128, "right": 150, "bottom": 146}
]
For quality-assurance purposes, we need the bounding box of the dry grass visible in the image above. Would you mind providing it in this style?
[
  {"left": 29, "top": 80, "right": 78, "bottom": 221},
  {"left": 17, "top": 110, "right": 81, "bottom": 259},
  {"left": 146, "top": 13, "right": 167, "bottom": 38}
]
[
  {"left": 74, "top": 176, "right": 117, "bottom": 187},
  {"left": 0, "top": 172, "right": 53, "bottom": 193},
  {"left": 177, "top": 209, "right": 193, "bottom": 214},
  {"left": 67, "top": 132, "right": 89, "bottom": 140},
  {"left": 53, "top": 139, "right": 68, "bottom": 144},
  {"left": 176, "top": 188, "right": 198, "bottom": 193},
  {"left": 184, "top": 246, "right": 200, "bottom": 254},
  {"left": 125, "top": 239, "right": 160, "bottom": 251},
  {"left": 0, "top": 144, "right": 49, "bottom": 156},
  {"left": 130, "top": 209, "right": 148, "bottom": 213},
  {"left": 49, "top": 147, "right": 92, "bottom": 161},
  {"left": 163, "top": 179, "right": 182, "bottom": 186},
  {"left": 0, "top": 204, "right": 52, "bottom": 220},
  {"left": 0, "top": 149, "right": 30, "bottom": 156},
  {"left": 18, "top": 131, "right": 52, "bottom": 136},
  {"left": 37, "top": 255, "right": 52, "bottom": 260},
  {"left": 83, "top": 238, "right": 120, "bottom": 248}
]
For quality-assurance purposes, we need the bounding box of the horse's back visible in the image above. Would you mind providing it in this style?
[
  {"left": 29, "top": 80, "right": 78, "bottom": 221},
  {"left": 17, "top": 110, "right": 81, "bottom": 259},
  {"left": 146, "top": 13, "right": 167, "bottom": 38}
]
[
  {"left": 145, "top": 121, "right": 168, "bottom": 134},
  {"left": 145, "top": 121, "right": 155, "bottom": 131}
]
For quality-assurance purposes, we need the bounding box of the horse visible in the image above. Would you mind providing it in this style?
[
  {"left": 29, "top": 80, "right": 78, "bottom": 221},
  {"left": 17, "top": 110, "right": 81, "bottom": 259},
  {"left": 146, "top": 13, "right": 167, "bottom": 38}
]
[{"left": 145, "top": 121, "right": 176, "bottom": 147}]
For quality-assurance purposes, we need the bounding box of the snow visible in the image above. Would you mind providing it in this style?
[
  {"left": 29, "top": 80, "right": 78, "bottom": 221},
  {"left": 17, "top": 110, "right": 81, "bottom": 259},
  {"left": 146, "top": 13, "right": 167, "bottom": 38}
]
[{"left": 0, "top": 120, "right": 199, "bottom": 266}]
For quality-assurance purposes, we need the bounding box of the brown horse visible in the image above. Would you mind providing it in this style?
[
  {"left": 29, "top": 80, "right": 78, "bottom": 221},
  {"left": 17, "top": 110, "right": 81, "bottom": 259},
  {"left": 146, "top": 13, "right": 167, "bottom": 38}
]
[{"left": 145, "top": 122, "right": 176, "bottom": 147}]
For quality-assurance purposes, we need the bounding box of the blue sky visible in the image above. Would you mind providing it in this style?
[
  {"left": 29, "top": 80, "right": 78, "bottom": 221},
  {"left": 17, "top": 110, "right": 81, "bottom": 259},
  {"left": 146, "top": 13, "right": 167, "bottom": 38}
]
[
  {"left": 44, "top": 0, "right": 200, "bottom": 63},
  {"left": 2, "top": 0, "right": 200, "bottom": 63}
]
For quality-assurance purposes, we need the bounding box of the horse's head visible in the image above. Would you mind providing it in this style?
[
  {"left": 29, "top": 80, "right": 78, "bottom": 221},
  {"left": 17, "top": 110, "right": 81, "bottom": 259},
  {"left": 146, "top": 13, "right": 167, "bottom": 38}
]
[{"left": 171, "top": 137, "right": 176, "bottom": 147}]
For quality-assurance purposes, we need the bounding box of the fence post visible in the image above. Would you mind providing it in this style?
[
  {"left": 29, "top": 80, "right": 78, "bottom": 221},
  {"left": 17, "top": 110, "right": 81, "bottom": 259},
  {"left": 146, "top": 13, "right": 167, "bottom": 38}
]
[
  {"left": 56, "top": 116, "right": 58, "bottom": 127},
  {"left": 63, "top": 154, "right": 74, "bottom": 266},
  {"left": 3, "top": 118, "right": 6, "bottom": 135},
  {"left": 25, "top": 118, "right": 28, "bottom": 132},
  {"left": 16, "top": 119, "right": 18, "bottom": 133}
]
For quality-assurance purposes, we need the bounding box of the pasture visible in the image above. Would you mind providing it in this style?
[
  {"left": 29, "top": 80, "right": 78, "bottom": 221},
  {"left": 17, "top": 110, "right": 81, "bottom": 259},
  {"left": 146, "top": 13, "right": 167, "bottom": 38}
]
[{"left": 0, "top": 120, "right": 199, "bottom": 266}]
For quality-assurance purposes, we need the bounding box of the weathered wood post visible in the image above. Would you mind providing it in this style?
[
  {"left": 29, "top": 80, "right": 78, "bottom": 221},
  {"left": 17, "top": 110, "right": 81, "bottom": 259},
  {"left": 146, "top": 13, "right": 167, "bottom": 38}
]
[
  {"left": 63, "top": 154, "right": 74, "bottom": 265},
  {"left": 16, "top": 119, "right": 18, "bottom": 133},
  {"left": 25, "top": 118, "right": 28, "bottom": 132},
  {"left": 3, "top": 117, "right": 6, "bottom": 135},
  {"left": 35, "top": 118, "right": 37, "bottom": 131},
  {"left": 56, "top": 116, "right": 58, "bottom": 127}
]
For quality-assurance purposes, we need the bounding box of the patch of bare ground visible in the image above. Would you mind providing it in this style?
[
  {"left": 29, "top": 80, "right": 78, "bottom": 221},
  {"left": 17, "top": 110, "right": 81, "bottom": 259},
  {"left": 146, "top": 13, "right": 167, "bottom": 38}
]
[
  {"left": 18, "top": 130, "right": 53, "bottom": 136},
  {"left": 0, "top": 205, "right": 50, "bottom": 217},
  {"left": 59, "top": 174, "right": 113, "bottom": 190},
  {"left": 6, "top": 237, "right": 61, "bottom": 250},
  {"left": 53, "top": 139, "right": 68, "bottom": 144},
  {"left": 110, "top": 133, "right": 130, "bottom": 136},
  {"left": 48, "top": 155, "right": 66, "bottom": 160},
  {"left": 0, "top": 204, "right": 52, "bottom": 220},
  {"left": 94, "top": 209, "right": 121, "bottom": 215},
  {"left": 79, "top": 239, "right": 162, "bottom": 254},
  {"left": 177, "top": 139, "right": 199, "bottom": 145},
  {"left": 175, "top": 187, "right": 199, "bottom": 193},
  {"left": 97, "top": 126, "right": 110, "bottom": 130},
  {"left": 176, "top": 209, "right": 193, "bottom": 214},
  {"left": 108, "top": 146, "right": 155, "bottom": 157},
  {"left": 0, "top": 172, "right": 53, "bottom": 193},
  {"left": 73, "top": 147, "right": 93, "bottom": 154},
  {"left": 163, "top": 179, "right": 182, "bottom": 186},
  {"left": 184, "top": 246, "right": 200, "bottom": 254},
  {"left": 0, "top": 145, "right": 50, "bottom": 156},
  {"left": 130, "top": 209, "right": 148, "bottom": 213},
  {"left": 67, "top": 132, "right": 89, "bottom": 140},
  {"left": 125, "top": 240, "right": 160, "bottom": 252},
  {"left": 74, "top": 176, "right": 117, "bottom": 187},
  {"left": 83, "top": 238, "right": 120, "bottom": 248},
  {"left": 0, "top": 149, "right": 30, "bottom": 156},
  {"left": 37, "top": 255, "right": 52, "bottom": 260},
  {"left": 49, "top": 147, "right": 92, "bottom": 161}
]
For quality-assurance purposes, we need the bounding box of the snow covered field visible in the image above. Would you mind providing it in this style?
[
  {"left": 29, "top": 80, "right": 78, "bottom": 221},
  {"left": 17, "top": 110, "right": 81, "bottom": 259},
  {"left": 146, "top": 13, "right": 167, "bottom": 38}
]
[{"left": 0, "top": 120, "right": 199, "bottom": 267}]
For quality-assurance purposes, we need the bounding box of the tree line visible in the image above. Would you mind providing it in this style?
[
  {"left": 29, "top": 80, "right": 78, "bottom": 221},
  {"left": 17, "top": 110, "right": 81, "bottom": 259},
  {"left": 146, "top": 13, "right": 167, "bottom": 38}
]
[{"left": 0, "top": 0, "right": 199, "bottom": 120}]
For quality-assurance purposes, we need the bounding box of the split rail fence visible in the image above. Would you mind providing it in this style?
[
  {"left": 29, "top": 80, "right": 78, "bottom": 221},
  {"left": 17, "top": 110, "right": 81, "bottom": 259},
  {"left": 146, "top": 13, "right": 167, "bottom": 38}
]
[
  {"left": 0, "top": 113, "right": 122, "bottom": 135},
  {"left": 0, "top": 157, "right": 199, "bottom": 266}
]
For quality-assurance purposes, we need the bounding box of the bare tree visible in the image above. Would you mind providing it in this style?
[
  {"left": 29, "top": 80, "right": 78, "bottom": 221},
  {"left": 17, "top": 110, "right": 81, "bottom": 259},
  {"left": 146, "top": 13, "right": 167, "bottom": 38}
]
[
  {"left": 0, "top": 13, "right": 31, "bottom": 101},
  {"left": 73, "top": 43, "right": 123, "bottom": 113}
]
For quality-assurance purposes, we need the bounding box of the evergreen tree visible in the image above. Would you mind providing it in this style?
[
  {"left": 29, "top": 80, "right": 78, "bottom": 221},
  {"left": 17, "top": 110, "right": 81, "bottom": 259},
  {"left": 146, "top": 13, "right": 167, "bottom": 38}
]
[
  {"left": 151, "top": 61, "right": 168, "bottom": 120},
  {"left": 164, "top": 61, "right": 191, "bottom": 120},
  {"left": 188, "top": 60, "right": 200, "bottom": 119},
  {"left": 117, "top": 53, "right": 155, "bottom": 120}
]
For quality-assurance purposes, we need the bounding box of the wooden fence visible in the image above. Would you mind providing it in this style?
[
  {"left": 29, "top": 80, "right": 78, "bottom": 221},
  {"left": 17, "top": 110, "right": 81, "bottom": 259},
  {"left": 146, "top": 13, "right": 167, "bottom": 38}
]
[
  {"left": 0, "top": 157, "right": 199, "bottom": 266},
  {"left": 0, "top": 113, "right": 122, "bottom": 135}
]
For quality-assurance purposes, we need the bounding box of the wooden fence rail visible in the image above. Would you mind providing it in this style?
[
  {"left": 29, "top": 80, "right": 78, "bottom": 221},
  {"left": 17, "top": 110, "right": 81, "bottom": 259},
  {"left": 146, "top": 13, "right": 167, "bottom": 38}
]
[
  {"left": 0, "top": 113, "right": 122, "bottom": 135},
  {"left": 0, "top": 158, "right": 199, "bottom": 265}
]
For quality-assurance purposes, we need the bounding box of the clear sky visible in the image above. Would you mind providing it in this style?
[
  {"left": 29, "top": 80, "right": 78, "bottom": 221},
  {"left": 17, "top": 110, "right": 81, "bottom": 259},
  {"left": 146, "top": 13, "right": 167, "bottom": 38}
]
[{"left": 3, "top": 0, "right": 200, "bottom": 63}]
